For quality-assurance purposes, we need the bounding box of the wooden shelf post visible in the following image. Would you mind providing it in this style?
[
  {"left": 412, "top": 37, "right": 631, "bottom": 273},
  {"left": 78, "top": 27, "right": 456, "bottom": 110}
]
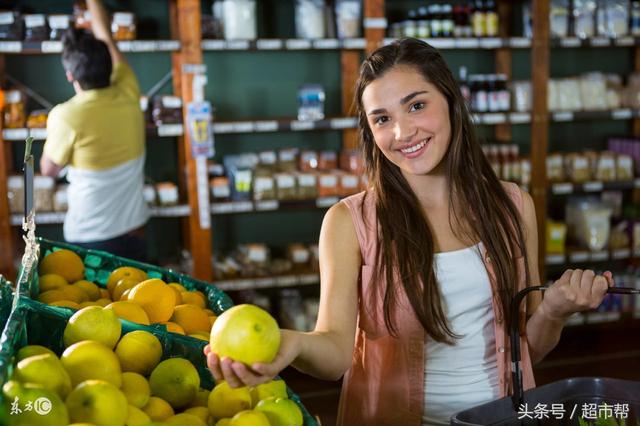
[
  {"left": 0, "top": 52, "right": 15, "bottom": 280},
  {"left": 531, "top": 0, "right": 550, "bottom": 280},
  {"left": 170, "top": 0, "right": 213, "bottom": 281}
]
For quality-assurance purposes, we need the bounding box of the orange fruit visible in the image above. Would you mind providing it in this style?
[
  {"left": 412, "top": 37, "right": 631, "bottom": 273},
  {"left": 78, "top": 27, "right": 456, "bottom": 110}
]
[
  {"left": 99, "top": 288, "right": 110, "bottom": 299},
  {"left": 181, "top": 291, "right": 206, "bottom": 309},
  {"left": 121, "top": 288, "right": 133, "bottom": 300},
  {"left": 72, "top": 280, "right": 101, "bottom": 301},
  {"left": 115, "top": 330, "right": 162, "bottom": 375},
  {"left": 39, "top": 249, "right": 85, "bottom": 283},
  {"left": 39, "top": 274, "right": 68, "bottom": 292},
  {"left": 106, "top": 267, "right": 147, "bottom": 294},
  {"left": 167, "top": 283, "right": 187, "bottom": 293},
  {"left": 128, "top": 279, "right": 176, "bottom": 323},
  {"left": 203, "top": 309, "right": 215, "bottom": 316},
  {"left": 168, "top": 286, "right": 183, "bottom": 305},
  {"left": 94, "top": 298, "right": 112, "bottom": 307},
  {"left": 142, "top": 396, "right": 174, "bottom": 421},
  {"left": 209, "top": 316, "right": 217, "bottom": 327},
  {"left": 79, "top": 301, "right": 97, "bottom": 308},
  {"left": 188, "top": 333, "right": 209, "bottom": 341},
  {"left": 112, "top": 277, "right": 139, "bottom": 301},
  {"left": 160, "top": 321, "right": 185, "bottom": 335},
  {"left": 171, "top": 304, "right": 211, "bottom": 334},
  {"left": 49, "top": 300, "right": 80, "bottom": 310},
  {"left": 60, "top": 285, "right": 89, "bottom": 304},
  {"left": 106, "top": 301, "right": 151, "bottom": 325},
  {"left": 38, "top": 290, "right": 67, "bottom": 304}
]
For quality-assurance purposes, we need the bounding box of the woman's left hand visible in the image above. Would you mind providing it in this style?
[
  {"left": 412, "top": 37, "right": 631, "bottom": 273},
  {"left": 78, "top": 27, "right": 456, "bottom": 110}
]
[{"left": 538, "top": 269, "right": 614, "bottom": 322}]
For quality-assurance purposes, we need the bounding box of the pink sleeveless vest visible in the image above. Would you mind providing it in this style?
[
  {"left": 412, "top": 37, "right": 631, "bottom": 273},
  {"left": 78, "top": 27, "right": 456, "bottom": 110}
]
[{"left": 337, "top": 182, "right": 536, "bottom": 425}]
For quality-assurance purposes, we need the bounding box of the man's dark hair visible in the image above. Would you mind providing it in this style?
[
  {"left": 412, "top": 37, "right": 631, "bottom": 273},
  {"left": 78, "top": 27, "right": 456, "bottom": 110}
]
[{"left": 61, "top": 29, "right": 112, "bottom": 90}]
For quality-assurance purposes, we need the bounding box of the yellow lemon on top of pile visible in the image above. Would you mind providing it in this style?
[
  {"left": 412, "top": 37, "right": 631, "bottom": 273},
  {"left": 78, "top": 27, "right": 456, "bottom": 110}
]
[{"left": 210, "top": 304, "right": 280, "bottom": 366}]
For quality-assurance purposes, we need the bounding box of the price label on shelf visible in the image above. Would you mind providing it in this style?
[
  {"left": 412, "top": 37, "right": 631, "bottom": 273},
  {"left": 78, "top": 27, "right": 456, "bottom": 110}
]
[
  {"left": 276, "top": 275, "right": 298, "bottom": 287},
  {"left": 552, "top": 111, "right": 574, "bottom": 122},
  {"left": 569, "top": 251, "right": 590, "bottom": 262},
  {"left": 290, "top": 120, "right": 315, "bottom": 131},
  {"left": 589, "top": 37, "right": 610, "bottom": 47},
  {"left": 254, "top": 120, "right": 279, "bottom": 132},
  {"left": 231, "top": 201, "right": 253, "bottom": 213},
  {"left": 130, "top": 41, "right": 156, "bottom": 52},
  {"left": 211, "top": 202, "right": 235, "bottom": 214},
  {"left": 0, "top": 41, "right": 21, "bottom": 52},
  {"left": 611, "top": 108, "right": 632, "bottom": 120},
  {"left": 255, "top": 200, "right": 279, "bottom": 211},
  {"left": 41, "top": 41, "right": 62, "bottom": 53},
  {"left": 29, "top": 128, "right": 47, "bottom": 140},
  {"left": 429, "top": 39, "right": 455, "bottom": 49},
  {"left": 3, "top": 129, "right": 28, "bottom": 140},
  {"left": 256, "top": 39, "right": 283, "bottom": 50},
  {"left": 481, "top": 113, "right": 506, "bottom": 125},
  {"left": 299, "top": 273, "right": 320, "bottom": 285},
  {"left": 615, "top": 36, "right": 634, "bottom": 46},
  {"left": 455, "top": 38, "right": 480, "bottom": 49},
  {"left": 583, "top": 181, "right": 603, "bottom": 192},
  {"left": 230, "top": 122, "right": 255, "bottom": 133},
  {"left": 509, "top": 112, "right": 531, "bottom": 123},
  {"left": 313, "top": 39, "right": 339, "bottom": 49},
  {"left": 316, "top": 197, "right": 339, "bottom": 208},
  {"left": 363, "top": 17, "right": 387, "bottom": 29},
  {"left": 590, "top": 251, "right": 608, "bottom": 262},
  {"left": 330, "top": 117, "right": 357, "bottom": 129},
  {"left": 202, "top": 40, "right": 226, "bottom": 50},
  {"left": 559, "top": 37, "right": 581, "bottom": 48},
  {"left": 157, "top": 124, "right": 183, "bottom": 137},
  {"left": 212, "top": 123, "right": 235, "bottom": 134},
  {"left": 551, "top": 183, "right": 573, "bottom": 194},
  {"left": 286, "top": 39, "right": 312, "bottom": 50},
  {"left": 479, "top": 38, "right": 502, "bottom": 49},
  {"left": 612, "top": 248, "right": 631, "bottom": 259},
  {"left": 342, "top": 38, "right": 366, "bottom": 49},
  {"left": 545, "top": 254, "right": 565, "bottom": 265},
  {"left": 509, "top": 37, "right": 531, "bottom": 48},
  {"left": 226, "top": 40, "right": 250, "bottom": 50},
  {"left": 157, "top": 40, "right": 181, "bottom": 51}
]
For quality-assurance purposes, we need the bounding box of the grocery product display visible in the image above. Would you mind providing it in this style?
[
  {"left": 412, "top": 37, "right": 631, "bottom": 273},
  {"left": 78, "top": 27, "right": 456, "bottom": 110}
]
[{"left": 2, "top": 0, "right": 640, "bottom": 424}]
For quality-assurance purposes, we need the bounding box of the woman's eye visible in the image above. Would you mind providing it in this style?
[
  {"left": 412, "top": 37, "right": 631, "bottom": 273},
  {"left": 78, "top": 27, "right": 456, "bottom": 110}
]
[
  {"left": 410, "top": 102, "right": 425, "bottom": 112},
  {"left": 374, "top": 116, "right": 389, "bottom": 125}
]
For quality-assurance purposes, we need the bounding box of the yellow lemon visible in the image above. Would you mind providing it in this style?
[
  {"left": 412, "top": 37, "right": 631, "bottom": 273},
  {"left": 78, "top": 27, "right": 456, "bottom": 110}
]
[
  {"left": 149, "top": 358, "right": 200, "bottom": 409},
  {"left": 38, "top": 289, "right": 67, "bottom": 304},
  {"left": 65, "top": 379, "right": 128, "bottom": 426},
  {"left": 210, "top": 304, "right": 280, "bottom": 366},
  {"left": 61, "top": 340, "right": 122, "bottom": 387},
  {"left": 255, "top": 396, "right": 304, "bottom": 426},
  {"left": 250, "top": 379, "right": 287, "bottom": 407},
  {"left": 184, "top": 406, "right": 210, "bottom": 423},
  {"left": 208, "top": 380, "right": 252, "bottom": 419},
  {"left": 72, "top": 280, "right": 101, "bottom": 301},
  {"left": 115, "top": 330, "right": 162, "bottom": 375},
  {"left": 94, "top": 298, "right": 112, "bottom": 307},
  {"left": 14, "top": 353, "right": 72, "bottom": 398},
  {"left": 39, "top": 273, "right": 68, "bottom": 292},
  {"left": 126, "top": 404, "right": 151, "bottom": 426},
  {"left": 168, "top": 285, "right": 183, "bottom": 305},
  {"left": 63, "top": 306, "right": 122, "bottom": 349},
  {"left": 128, "top": 279, "right": 176, "bottom": 323},
  {"left": 106, "top": 301, "right": 151, "bottom": 325},
  {"left": 188, "top": 388, "right": 210, "bottom": 408},
  {"left": 229, "top": 410, "right": 270, "bottom": 426},
  {"left": 106, "top": 266, "right": 147, "bottom": 294},
  {"left": 181, "top": 291, "right": 206, "bottom": 308},
  {"left": 142, "top": 396, "right": 174, "bottom": 421},
  {"left": 39, "top": 249, "right": 84, "bottom": 282},
  {"left": 112, "top": 277, "right": 139, "bottom": 301},
  {"left": 16, "top": 344, "right": 56, "bottom": 362},
  {"left": 121, "top": 371, "right": 151, "bottom": 408},
  {"left": 215, "top": 419, "right": 231, "bottom": 426},
  {"left": 78, "top": 301, "right": 97, "bottom": 308},
  {"left": 165, "top": 413, "right": 207, "bottom": 426},
  {"left": 160, "top": 321, "right": 185, "bottom": 335},
  {"left": 167, "top": 282, "right": 187, "bottom": 293}
]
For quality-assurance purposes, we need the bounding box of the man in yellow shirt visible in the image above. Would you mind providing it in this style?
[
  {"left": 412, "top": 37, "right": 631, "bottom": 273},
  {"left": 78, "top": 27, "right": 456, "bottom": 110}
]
[{"left": 41, "top": 0, "right": 148, "bottom": 260}]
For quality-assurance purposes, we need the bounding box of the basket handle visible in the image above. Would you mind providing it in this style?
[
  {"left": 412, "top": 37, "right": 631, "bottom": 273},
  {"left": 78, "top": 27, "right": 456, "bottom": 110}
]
[{"left": 510, "top": 285, "right": 640, "bottom": 411}]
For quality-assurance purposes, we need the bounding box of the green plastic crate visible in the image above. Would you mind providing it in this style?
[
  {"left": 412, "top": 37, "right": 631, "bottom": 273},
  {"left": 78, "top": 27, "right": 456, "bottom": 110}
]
[
  {"left": 0, "top": 295, "right": 319, "bottom": 426},
  {"left": 23, "top": 237, "right": 234, "bottom": 315},
  {"left": 0, "top": 278, "right": 14, "bottom": 335}
]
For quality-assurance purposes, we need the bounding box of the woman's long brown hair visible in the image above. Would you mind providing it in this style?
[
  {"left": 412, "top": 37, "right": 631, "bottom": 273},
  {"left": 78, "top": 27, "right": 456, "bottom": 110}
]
[{"left": 355, "top": 38, "right": 530, "bottom": 343}]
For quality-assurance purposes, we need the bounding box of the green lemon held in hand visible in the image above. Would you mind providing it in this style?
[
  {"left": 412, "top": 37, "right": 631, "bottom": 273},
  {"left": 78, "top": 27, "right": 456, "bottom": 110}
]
[{"left": 209, "top": 304, "right": 280, "bottom": 366}]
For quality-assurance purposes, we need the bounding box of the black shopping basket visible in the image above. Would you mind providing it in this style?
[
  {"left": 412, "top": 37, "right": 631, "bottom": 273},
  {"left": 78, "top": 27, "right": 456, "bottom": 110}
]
[{"left": 451, "top": 285, "right": 640, "bottom": 425}]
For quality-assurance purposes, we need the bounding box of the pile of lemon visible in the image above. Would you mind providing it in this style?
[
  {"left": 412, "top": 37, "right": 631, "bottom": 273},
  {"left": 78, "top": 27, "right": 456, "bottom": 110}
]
[
  {"left": 37, "top": 249, "right": 216, "bottom": 340},
  {"left": 4, "top": 305, "right": 303, "bottom": 426}
]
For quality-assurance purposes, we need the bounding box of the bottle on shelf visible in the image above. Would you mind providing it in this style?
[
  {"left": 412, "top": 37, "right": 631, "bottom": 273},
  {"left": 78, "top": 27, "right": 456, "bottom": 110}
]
[
  {"left": 417, "top": 6, "right": 430, "bottom": 39},
  {"left": 471, "top": 0, "right": 486, "bottom": 37},
  {"left": 458, "top": 66, "right": 471, "bottom": 106},
  {"left": 441, "top": 4, "right": 454, "bottom": 38},
  {"left": 429, "top": 4, "right": 442, "bottom": 38},
  {"left": 484, "top": 0, "right": 499, "bottom": 37}
]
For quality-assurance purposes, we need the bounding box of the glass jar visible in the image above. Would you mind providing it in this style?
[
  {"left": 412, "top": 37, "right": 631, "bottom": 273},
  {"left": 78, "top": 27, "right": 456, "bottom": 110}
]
[
  {"left": 335, "top": 0, "right": 361, "bottom": 38},
  {"left": 295, "top": 0, "right": 326, "bottom": 39},
  {"left": 222, "top": 0, "right": 257, "bottom": 40},
  {"left": 24, "top": 14, "right": 48, "bottom": 42},
  {"left": 48, "top": 15, "right": 70, "bottom": 40},
  {"left": 0, "top": 11, "right": 24, "bottom": 41},
  {"left": 111, "top": 12, "right": 136, "bottom": 41},
  {"left": 4, "top": 90, "right": 25, "bottom": 128}
]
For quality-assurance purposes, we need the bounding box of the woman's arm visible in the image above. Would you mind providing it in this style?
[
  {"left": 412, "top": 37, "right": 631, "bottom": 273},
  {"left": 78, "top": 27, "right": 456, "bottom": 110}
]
[
  {"left": 521, "top": 189, "right": 612, "bottom": 364},
  {"left": 206, "top": 201, "right": 361, "bottom": 386}
]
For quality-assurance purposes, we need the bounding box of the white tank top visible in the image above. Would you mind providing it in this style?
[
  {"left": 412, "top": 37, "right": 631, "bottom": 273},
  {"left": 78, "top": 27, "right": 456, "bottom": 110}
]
[{"left": 422, "top": 244, "right": 499, "bottom": 425}]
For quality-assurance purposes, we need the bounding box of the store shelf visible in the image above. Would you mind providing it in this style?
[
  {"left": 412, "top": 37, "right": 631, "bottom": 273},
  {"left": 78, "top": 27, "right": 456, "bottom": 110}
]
[
  {"left": 5, "top": 40, "right": 181, "bottom": 54},
  {"left": 211, "top": 197, "right": 340, "bottom": 215},
  {"left": 3, "top": 124, "right": 184, "bottom": 141},
  {"left": 545, "top": 248, "right": 635, "bottom": 266},
  {"left": 202, "top": 38, "right": 366, "bottom": 51},
  {"left": 382, "top": 37, "right": 531, "bottom": 49},
  {"left": 469, "top": 109, "right": 640, "bottom": 125},
  {"left": 212, "top": 117, "right": 357, "bottom": 134},
  {"left": 549, "top": 179, "right": 640, "bottom": 195},
  {"left": 9, "top": 204, "right": 191, "bottom": 226},
  {"left": 550, "top": 36, "right": 637, "bottom": 48},
  {"left": 214, "top": 272, "right": 319, "bottom": 291}
]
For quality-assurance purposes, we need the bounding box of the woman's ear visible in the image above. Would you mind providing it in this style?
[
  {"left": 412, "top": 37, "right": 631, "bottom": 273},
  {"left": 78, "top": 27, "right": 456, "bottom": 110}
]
[{"left": 65, "top": 70, "right": 74, "bottom": 83}]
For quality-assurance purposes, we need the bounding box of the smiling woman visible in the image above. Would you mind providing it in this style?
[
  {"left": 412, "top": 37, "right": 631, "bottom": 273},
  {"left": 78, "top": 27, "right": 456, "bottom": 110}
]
[{"left": 204, "top": 38, "right": 614, "bottom": 426}]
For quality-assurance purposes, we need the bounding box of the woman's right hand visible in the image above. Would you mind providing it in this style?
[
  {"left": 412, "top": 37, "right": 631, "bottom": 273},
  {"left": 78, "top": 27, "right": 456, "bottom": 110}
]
[{"left": 204, "top": 329, "right": 304, "bottom": 388}]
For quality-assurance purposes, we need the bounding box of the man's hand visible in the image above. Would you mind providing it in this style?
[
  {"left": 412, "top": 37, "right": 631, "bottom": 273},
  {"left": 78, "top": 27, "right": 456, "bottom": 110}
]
[{"left": 87, "top": 0, "right": 125, "bottom": 65}]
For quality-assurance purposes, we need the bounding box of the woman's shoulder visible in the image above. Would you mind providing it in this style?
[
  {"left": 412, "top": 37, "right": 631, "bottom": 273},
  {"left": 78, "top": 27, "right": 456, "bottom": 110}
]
[{"left": 499, "top": 180, "right": 535, "bottom": 220}]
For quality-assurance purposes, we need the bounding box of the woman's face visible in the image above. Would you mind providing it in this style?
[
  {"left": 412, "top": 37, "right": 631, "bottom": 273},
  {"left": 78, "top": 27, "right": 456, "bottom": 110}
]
[{"left": 361, "top": 65, "right": 452, "bottom": 177}]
